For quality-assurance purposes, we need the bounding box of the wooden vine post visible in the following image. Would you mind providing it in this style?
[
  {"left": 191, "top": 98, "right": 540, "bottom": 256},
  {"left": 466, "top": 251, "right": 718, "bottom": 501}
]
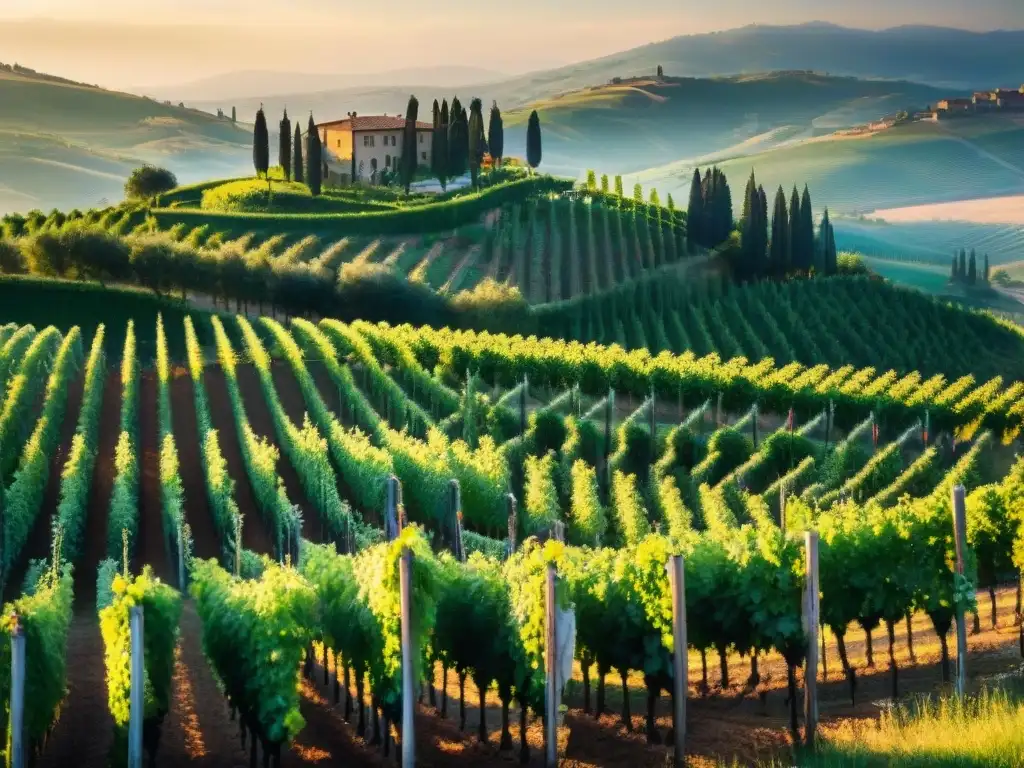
[
  {"left": 648, "top": 389, "right": 657, "bottom": 469},
  {"left": 952, "top": 484, "right": 968, "bottom": 698},
  {"left": 506, "top": 493, "right": 518, "bottom": 559},
  {"left": 804, "top": 531, "right": 820, "bottom": 748},
  {"left": 449, "top": 479, "right": 465, "bottom": 562},
  {"left": 603, "top": 389, "right": 615, "bottom": 495},
  {"left": 399, "top": 545, "right": 415, "bottom": 766},
  {"left": 177, "top": 523, "right": 186, "bottom": 592},
  {"left": 544, "top": 562, "right": 558, "bottom": 767},
  {"left": 668, "top": 555, "right": 687, "bottom": 767},
  {"left": 386, "top": 474, "right": 400, "bottom": 541},
  {"left": 9, "top": 615, "right": 25, "bottom": 768},
  {"left": 129, "top": 606, "right": 145, "bottom": 768},
  {"left": 751, "top": 402, "right": 759, "bottom": 449},
  {"left": 520, "top": 376, "right": 528, "bottom": 437}
]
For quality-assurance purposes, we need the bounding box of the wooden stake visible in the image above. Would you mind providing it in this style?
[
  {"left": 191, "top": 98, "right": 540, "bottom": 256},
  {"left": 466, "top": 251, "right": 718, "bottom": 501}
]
[
  {"left": 506, "top": 493, "right": 518, "bottom": 559},
  {"left": 399, "top": 548, "right": 415, "bottom": 766},
  {"left": 804, "top": 531, "right": 820, "bottom": 748},
  {"left": 10, "top": 618, "right": 24, "bottom": 768},
  {"left": 668, "top": 555, "right": 687, "bottom": 766},
  {"left": 545, "top": 564, "right": 557, "bottom": 767},
  {"left": 450, "top": 479, "right": 464, "bottom": 561},
  {"left": 129, "top": 606, "right": 145, "bottom": 768},
  {"left": 952, "top": 484, "right": 968, "bottom": 698}
]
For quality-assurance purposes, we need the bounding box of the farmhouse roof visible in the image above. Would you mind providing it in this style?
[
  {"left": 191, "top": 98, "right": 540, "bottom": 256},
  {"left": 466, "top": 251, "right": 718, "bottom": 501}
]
[
  {"left": 316, "top": 115, "right": 432, "bottom": 132},
  {"left": 939, "top": 98, "right": 972, "bottom": 107}
]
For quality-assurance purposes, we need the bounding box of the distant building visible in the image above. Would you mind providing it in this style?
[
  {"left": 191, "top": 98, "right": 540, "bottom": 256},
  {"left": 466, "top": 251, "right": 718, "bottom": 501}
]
[
  {"left": 936, "top": 98, "right": 973, "bottom": 114},
  {"left": 997, "top": 91, "right": 1024, "bottom": 110},
  {"left": 973, "top": 91, "right": 998, "bottom": 109},
  {"left": 913, "top": 111, "right": 938, "bottom": 122},
  {"left": 317, "top": 114, "right": 433, "bottom": 184}
]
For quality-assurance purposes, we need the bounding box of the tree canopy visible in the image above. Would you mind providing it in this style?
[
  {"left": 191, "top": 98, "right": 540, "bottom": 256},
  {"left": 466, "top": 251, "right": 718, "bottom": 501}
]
[{"left": 124, "top": 166, "right": 177, "bottom": 200}]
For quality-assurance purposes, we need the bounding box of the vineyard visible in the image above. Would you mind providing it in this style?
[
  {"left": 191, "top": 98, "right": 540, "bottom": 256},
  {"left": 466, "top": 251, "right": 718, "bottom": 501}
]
[
  {"left": 0, "top": 175, "right": 694, "bottom": 321},
  {"left": 0, "top": 311, "right": 1021, "bottom": 767}
]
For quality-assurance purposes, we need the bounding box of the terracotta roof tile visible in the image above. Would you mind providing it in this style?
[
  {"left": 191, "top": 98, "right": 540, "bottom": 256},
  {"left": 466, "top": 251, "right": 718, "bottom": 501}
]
[{"left": 316, "top": 115, "right": 432, "bottom": 132}]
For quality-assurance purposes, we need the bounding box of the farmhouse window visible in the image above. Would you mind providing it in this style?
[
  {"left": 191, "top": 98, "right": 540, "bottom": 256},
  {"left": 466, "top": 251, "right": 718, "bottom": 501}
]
[
  {"left": 385, "top": 155, "right": 391, "bottom": 167},
  {"left": 421, "top": 151, "right": 427, "bottom": 161}
]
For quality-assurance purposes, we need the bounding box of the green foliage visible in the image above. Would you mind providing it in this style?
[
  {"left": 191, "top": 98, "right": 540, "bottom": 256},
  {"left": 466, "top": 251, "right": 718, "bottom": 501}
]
[
  {"left": 524, "top": 452, "right": 561, "bottom": 535},
  {"left": 124, "top": 166, "right": 177, "bottom": 200},
  {"left": 567, "top": 459, "right": 606, "bottom": 546},
  {"left": 191, "top": 558, "right": 315, "bottom": 746},
  {"left": 99, "top": 566, "right": 182, "bottom": 763}
]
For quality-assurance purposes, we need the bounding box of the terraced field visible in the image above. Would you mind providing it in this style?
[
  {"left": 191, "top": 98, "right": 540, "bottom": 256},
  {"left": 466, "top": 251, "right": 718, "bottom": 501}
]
[{"left": 0, "top": 308, "right": 1022, "bottom": 767}]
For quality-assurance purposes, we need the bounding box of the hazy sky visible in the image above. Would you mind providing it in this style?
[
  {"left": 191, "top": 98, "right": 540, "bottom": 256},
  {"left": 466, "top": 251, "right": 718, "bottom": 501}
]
[{"left": 0, "top": 0, "right": 1021, "bottom": 90}]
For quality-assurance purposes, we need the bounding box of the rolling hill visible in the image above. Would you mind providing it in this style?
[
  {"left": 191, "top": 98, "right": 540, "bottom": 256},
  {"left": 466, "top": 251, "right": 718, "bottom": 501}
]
[
  {"left": 635, "top": 113, "right": 1024, "bottom": 216},
  {"left": 0, "top": 66, "right": 252, "bottom": 215},
  {"left": 499, "top": 72, "right": 950, "bottom": 176}
]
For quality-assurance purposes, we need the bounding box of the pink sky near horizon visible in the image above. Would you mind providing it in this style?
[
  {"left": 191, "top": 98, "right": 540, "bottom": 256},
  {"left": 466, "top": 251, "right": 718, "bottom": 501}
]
[{"left": 0, "top": 0, "right": 1020, "bottom": 90}]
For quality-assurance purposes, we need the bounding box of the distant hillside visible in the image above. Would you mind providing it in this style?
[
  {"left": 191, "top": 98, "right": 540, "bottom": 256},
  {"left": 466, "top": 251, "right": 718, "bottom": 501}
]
[
  {"left": 0, "top": 65, "right": 251, "bottom": 215},
  {"left": 509, "top": 24, "right": 1024, "bottom": 96},
  {"left": 197, "top": 24, "right": 1024, "bottom": 126},
  {"left": 141, "top": 65, "right": 508, "bottom": 102},
  {"left": 636, "top": 113, "right": 1024, "bottom": 217},
  {"left": 499, "top": 72, "right": 949, "bottom": 176}
]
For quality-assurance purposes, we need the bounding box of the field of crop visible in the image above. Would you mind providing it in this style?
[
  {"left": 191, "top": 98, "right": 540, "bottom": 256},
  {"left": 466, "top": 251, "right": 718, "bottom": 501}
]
[
  {"left": 635, "top": 116, "right": 1024, "bottom": 218},
  {"left": 0, "top": 302, "right": 1022, "bottom": 767},
  {"left": 0, "top": 177, "right": 693, "bottom": 318},
  {"left": 537, "top": 271, "right": 1024, "bottom": 385},
  {"left": 834, "top": 217, "right": 1024, "bottom": 266}
]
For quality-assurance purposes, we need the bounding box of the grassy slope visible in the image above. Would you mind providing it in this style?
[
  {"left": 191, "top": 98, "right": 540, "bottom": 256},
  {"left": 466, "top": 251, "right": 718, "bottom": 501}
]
[
  {"left": 0, "top": 69, "right": 251, "bottom": 214},
  {"left": 500, "top": 72, "right": 947, "bottom": 176},
  {"left": 637, "top": 114, "right": 1024, "bottom": 216}
]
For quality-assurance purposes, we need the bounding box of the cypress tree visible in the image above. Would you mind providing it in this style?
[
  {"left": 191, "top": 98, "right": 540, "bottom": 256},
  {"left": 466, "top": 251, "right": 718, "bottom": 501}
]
[
  {"left": 687, "top": 168, "right": 703, "bottom": 248},
  {"left": 740, "top": 170, "right": 755, "bottom": 230},
  {"left": 400, "top": 95, "right": 420, "bottom": 194},
  {"left": 437, "top": 99, "right": 450, "bottom": 191},
  {"left": 488, "top": 101, "right": 504, "bottom": 168},
  {"left": 614, "top": 176, "right": 624, "bottom": 198},
  {"left": 526, "top": 110, "right": 542, "bottom": 171},
  {"left": 293, "top": 123, "right": 304, "bottom": 183},
  {"left": 279, "top": 109, "right": 292, "bottom": 181},
  {"left": 306, "top": 113, "right": 322, "bottom": 196},
  {"left": 823, "top": 209, "right": 837, "bottom": 275},
  {"left": 231, "top": 106, "right": 236, "bottom": 123},
  {"left": 714, "top": 168, "right": 732, "bottom": 245},
  {"left": 959, "top": 248, "right": 967, "bottom": 282},
  {"left": 788, "top": 185, "right": 802, "bottom": 272},
  {"left": 769, "top": 186, "right": 789, "bottom": 277},
  {"left": 601, "top": 174, "right": 609, "bottom": 193},
  {"left": 431, "top": 100, "right": 443, "bottom": 187},
  {"left": 984, "top": 253, "right": 990, "bottom": 283},
  {"left": 800, "top": 185, "right": 814, "bottom": 273},
  {"left": 253, "top": 104, "right": 269, "bottom": 178},
  {"left": 467, "top": 97, "right": 485, "bottom": 189},
  {"left": 950, "top": 256, "right": 959, "bottom": 283},
  {"left": 633, "top": 184, "right": 643, "bottom": 204},
  {"left": 968, "top": 248, "right": 977, "bottom": 285},
  {"left": 449, "top": 103, "right": 469, "bottom": 179}
]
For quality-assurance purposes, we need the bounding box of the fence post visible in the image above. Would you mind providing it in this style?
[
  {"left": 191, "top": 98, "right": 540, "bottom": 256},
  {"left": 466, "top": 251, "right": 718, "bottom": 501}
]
[
  {"left": 779, "top": 481, "right": 787, "bottom": 531},
  {"left": 752, "top": 403, "right": 759, "bottom": 449},
  {"left": 952, "top": 484, "right": 968, "bottom": 698},
  {"left": 10, "top": 618, "right": 25, "bottom": 768},
  {"left": 545, "top": 564, "right": 558, "bottom": 767},
  {"left": 399, "top": 547, "right": 415, "bottom": 766},
  {"left": 129, "top": 606, "right": 145, "bottom": 768},
  {"left": 804, "top": 531, "right": 820, "bottom": 748},
  {"left": 668, "top": 556, "right": 687, "bottom": 767},
  {"left": 506, "top": 493, "right": 518, "bottom": 559}
]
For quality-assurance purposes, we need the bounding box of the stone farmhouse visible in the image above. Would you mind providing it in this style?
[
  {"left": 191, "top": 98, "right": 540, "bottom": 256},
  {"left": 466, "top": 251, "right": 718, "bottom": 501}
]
[
  {"left": 928, "top": 85, "right": 1024, "bottom": 118},
  {"left": 317, "top": 114, "right": 433, "bottom": 185}
]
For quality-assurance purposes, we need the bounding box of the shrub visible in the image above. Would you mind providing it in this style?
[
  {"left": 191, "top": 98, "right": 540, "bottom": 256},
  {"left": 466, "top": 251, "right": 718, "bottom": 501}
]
[
  {"left": 837, "top": 251, "right": 871, "bottom": 276},
  {"left": 125, "top": 166, "right": 178, "bottom": 200},
  {"left": 450, "top": 278, "right": 534, "bottom": 335},
  {"left": 0, "top": 240, "right": 26, "bottom": 274},
  {"left": 335, "top": 262, "right": 452, "bottom": 327}
]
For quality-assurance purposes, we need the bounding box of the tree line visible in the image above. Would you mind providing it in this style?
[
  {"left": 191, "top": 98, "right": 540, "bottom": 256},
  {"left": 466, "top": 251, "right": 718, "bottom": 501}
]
[
  {"left": 950, "top": 247, "right": 990, "bottom": 287},
  {"left": 250, "top": 96, "right": 543, "bottom": 196},
  {"left": 687, "top": 167, "right": 837, "bottom": 280},
  {"left": 253, "top": 106, "right": 323, "bottom": 195}
]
